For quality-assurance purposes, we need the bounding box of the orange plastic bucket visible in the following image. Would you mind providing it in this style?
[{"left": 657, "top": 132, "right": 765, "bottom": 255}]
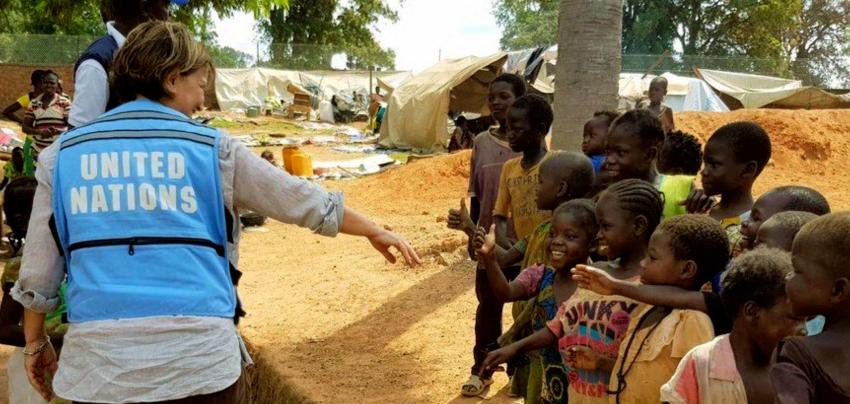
[
  {"left": 291, "top": 152, "right": 313, "bottom": 177},
  {"left": 282, "top": 147, "right": 298, "bottom": 174}
]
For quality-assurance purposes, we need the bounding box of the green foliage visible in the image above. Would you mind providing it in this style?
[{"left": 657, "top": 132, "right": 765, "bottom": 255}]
[
  {"left": 261, "top": 0, "right": 398, "bottom": 70},
  {"left": 0, "top": 0, "right": 287, "bottom": 36},
  {"left": 492, "top": 0, "right": 850, "bottom": 86},
  {"left": 622, "top": 0, "right": 676, "bottom": 54},
  {"left": 208, "top": 44, "right": 253, "bottom": 68},
  {"left": 492, "top": 0, "right": 559, "bottom": 50},
  {"left": 0, "top": 0, "right": 104, "bottom": 34}
]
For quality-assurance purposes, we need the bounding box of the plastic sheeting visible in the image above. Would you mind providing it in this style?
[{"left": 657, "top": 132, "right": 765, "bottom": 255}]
[
  {"left": 378, "top": 52, "right": 508, "bottom": 151},
  {"left": 697, "top": 69, "right": 850, "bottom": 109},
  {"left": 214, "top": 68, "right": 412, "bottom": 111},
  {"left": 619, "top": 72, "right": 730, "bottom": 112}
]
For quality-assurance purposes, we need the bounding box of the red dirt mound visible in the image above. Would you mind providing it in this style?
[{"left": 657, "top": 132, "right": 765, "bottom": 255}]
[{"left": 678, "top": 109, "right": 850, "bottom": 208}]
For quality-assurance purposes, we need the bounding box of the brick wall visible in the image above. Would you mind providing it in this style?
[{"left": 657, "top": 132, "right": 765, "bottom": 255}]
[
  {"left": 0, "top": 64, "right": 220, "bottom": 112},
  {"left": 0, "top": 64, "right": 75, "bottom": 110}
]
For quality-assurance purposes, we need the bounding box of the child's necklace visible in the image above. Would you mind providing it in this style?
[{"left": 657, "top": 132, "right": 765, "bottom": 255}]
[{"left": 608, "top": 306, "right": 671, "bottom": 403}]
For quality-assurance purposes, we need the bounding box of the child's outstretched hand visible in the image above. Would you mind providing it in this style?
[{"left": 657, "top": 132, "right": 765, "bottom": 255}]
[
  {"left": 447, "top": 198, "right": 473, "bottom": 234},
  {"left": 571, "top": 264, "right": 617, "bottom": 295},
  {"left": 479, "top": 346, "right": 515, "bottom": 377},
  {"left": 474, "top": 224, "right": 497, "bottom": 258}
]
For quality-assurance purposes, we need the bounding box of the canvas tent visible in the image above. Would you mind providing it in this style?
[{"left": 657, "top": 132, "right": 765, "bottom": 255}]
[
  {"left": 379, "top": 52, "right": 508, "bottom": 150},
  {"left": 376, "top": 72, "right": 413, "bottom": 94},
  {"left": 619, "top": 72, "right": 729, "bottom": 112},
  {"left": 214, "top": 68, "right": 411, "bottom": 111},
  {"left": 696, "top": 69, "right": 850, "bottom": 109}
]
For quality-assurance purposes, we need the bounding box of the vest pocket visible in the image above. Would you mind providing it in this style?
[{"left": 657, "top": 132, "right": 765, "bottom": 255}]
[{"left": 69, "top": 236, "right": 225, "bottom": 257}]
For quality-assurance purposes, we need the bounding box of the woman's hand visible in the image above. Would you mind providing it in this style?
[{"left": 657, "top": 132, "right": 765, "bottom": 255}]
[
  {"left": 368, "top": 229, "right": 422, "bottom": 267},
  {"left": 24, "top": 340, "right": 58, "bottom": 402}
]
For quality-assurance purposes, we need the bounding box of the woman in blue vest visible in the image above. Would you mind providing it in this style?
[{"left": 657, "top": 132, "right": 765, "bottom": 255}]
[{"left": 13, "top": 21, "right": 421, "bottom": 403}]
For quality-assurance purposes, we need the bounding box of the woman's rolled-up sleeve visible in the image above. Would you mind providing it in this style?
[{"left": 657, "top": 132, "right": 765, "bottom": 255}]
[
  {"left": 10, "top": 144, "right": 66, "bottom": 313},
  {"left": 231, "top": 139, "right": 344, "bottom": 237}
]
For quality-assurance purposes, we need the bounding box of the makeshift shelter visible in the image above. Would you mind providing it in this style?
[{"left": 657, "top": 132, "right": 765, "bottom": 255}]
[
  {"left": 376, "top": 72, "right": 413, "bottom": 94},
  {"left": 505, "top": 46, "right": 557, "bottom": 94},
  {"left": 696, "top": 69, "right": 850, "bottom": 109},
  {"left": 379, "top": 52, "right": 508, "bottom": 151},
  {"left": 619, "top": 72, "right": 729, "bottom": 112},
  {"left": 214, "top": 68, "right": 411, "bottom": 111}
]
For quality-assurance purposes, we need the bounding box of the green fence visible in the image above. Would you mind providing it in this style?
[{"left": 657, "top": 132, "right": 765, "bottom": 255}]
[
  {"left": 1, "top": 34, "right": 838, "bottom": 86},
  {"left": 0, "top": 34, "right": 96, "bottom": 65}
]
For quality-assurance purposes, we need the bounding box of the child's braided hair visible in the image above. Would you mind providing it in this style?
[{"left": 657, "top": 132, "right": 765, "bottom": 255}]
[
  {"left": 600, "top": 178, "right": 664, "bottom": 235},
  {"left": 610, "top": 109, "right": 665, "bottom": 149}
]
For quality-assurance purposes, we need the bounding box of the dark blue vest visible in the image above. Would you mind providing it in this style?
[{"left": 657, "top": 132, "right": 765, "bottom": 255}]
[{"left": 74, "top": 35, "right": 120, "bottom": 111}]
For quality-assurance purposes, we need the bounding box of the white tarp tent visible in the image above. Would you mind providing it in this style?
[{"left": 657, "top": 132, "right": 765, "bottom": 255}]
[
  {"left": 619, "top": 72, "right": 730, "bottom": 112},
  {"left": 696, "top": 68, "right": 850, "bottom": 109},
  {"left": 214, "top": 68, "right": 411, "bottom": 111},
  {"left": 379, "top": 52, "right": 508, "bottom": 151}
]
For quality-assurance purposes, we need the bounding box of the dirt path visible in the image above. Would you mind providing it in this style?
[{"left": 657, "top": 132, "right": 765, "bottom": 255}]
[
  {"left": 237, "top": 109, "right": 850, "bottom": 403},
  {"left": 1, "top": 109, "right": 849, "bottom": 403}
]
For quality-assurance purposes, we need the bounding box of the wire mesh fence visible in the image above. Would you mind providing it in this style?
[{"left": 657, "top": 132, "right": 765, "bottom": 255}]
[{"left": 1, "top": 34, "right": 844, "bottom": 87}]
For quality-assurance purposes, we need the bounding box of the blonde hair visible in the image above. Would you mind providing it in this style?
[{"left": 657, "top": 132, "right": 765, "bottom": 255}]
[{"left": 111, "top": 21, "right": 210, "bottom": 103}]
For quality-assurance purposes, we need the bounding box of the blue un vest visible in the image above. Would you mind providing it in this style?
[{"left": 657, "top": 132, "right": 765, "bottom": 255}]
[{"left": 52, "top": 99, "right": 236, "bottom": 323}]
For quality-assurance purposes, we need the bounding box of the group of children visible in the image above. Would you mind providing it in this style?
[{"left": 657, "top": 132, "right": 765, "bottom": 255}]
[{"left": 448, "top": 72, "right": 848, "bottom": 403}]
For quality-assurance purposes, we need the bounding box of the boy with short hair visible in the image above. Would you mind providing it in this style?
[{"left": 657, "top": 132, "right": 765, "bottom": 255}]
[
  {"left": 773, "top": 213, "right": 850, "bottom": 403},
  {"left": 754, "top": 211, "right": 818, "bottom": 251},
  {"left": 683, "top": 121, "right": 772, "bottom": 250},
  {"left": 492, "top": 93, "right": 553, "bottom": 398},
  {"left": 493, "top": 94, "right": 552, "bottom": 246},
  {"left": 661, "top": 248, "right": 805, "bottom": 403},
  {"left": 448, "top": 73, "right": 526, "bottom": 397},
  {"left": 643, "top": 76, "right": 675, "bottom": 133},
  {"left": 739, "top": 185, "right": 830, "bottom": 252},
  {"left": 581, "top": 111, "right": 619, "bottom": 174}
]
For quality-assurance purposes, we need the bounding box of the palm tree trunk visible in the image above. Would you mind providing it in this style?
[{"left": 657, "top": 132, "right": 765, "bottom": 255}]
[{"left": 552, "top": 0, "right": 623, "bottom": 151}]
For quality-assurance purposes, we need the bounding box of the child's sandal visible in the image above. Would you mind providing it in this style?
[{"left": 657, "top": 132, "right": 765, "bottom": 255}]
[{"left": 461, "top": 374, "right": 493, "bottom": 397}]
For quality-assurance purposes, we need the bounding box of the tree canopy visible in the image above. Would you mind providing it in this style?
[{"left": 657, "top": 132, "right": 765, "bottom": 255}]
[
  {"left": 0, "top": 0, "right": 398, "bottom": 70},
  {"left": 261, "top": 0, "right": 398, "bottom": 70},
  {"left": 493, "top": 0, "right": 850, "bottom": 86}
]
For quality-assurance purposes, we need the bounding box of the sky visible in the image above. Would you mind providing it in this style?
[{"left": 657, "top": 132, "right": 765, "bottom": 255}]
[{"left": 212, "top": 0, "right": 503, "bottom": 73}]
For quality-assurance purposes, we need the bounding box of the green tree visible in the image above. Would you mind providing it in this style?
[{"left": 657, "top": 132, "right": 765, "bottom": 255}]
[
  {"left": 786, "top": 0, "right": 850, "bottom": 86},
  {"left": 208, "top": 44, "right": 253, "bottom": 68},
  {"left": 494, "top": 0, "right": 850, "bottom": 85},
  {"left": 492, "top": 0, "right": 558, "bottom": 50},
  {"left": 622, "top": 0, "right": 675, "bottom": 54},
  {"left": 0, "top": 0, "right": 287, "bottom": 35},
  {"left": 261, "top": 0, "right": 398, "bottom": 70}
]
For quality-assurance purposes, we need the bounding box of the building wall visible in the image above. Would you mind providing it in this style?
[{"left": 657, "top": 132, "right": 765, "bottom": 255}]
[
  {"left": 0, "top": 64, "right": 75, "bottom": 111},
  {"left": 0, "top": 64, "right": 220, "bottom": 115}
]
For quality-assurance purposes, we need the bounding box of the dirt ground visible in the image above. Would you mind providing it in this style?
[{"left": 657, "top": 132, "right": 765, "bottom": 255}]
[
  {"left": 0, "top": 109, "right": 849, "bottom": 403},
  {"left": 236, "top": 108, "right": 850, "bottom": 404}
]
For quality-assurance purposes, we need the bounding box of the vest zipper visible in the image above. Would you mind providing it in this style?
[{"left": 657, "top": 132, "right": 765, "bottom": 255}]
[{"left": 68, "top": 237, "right": 225, "bottom": 257}]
